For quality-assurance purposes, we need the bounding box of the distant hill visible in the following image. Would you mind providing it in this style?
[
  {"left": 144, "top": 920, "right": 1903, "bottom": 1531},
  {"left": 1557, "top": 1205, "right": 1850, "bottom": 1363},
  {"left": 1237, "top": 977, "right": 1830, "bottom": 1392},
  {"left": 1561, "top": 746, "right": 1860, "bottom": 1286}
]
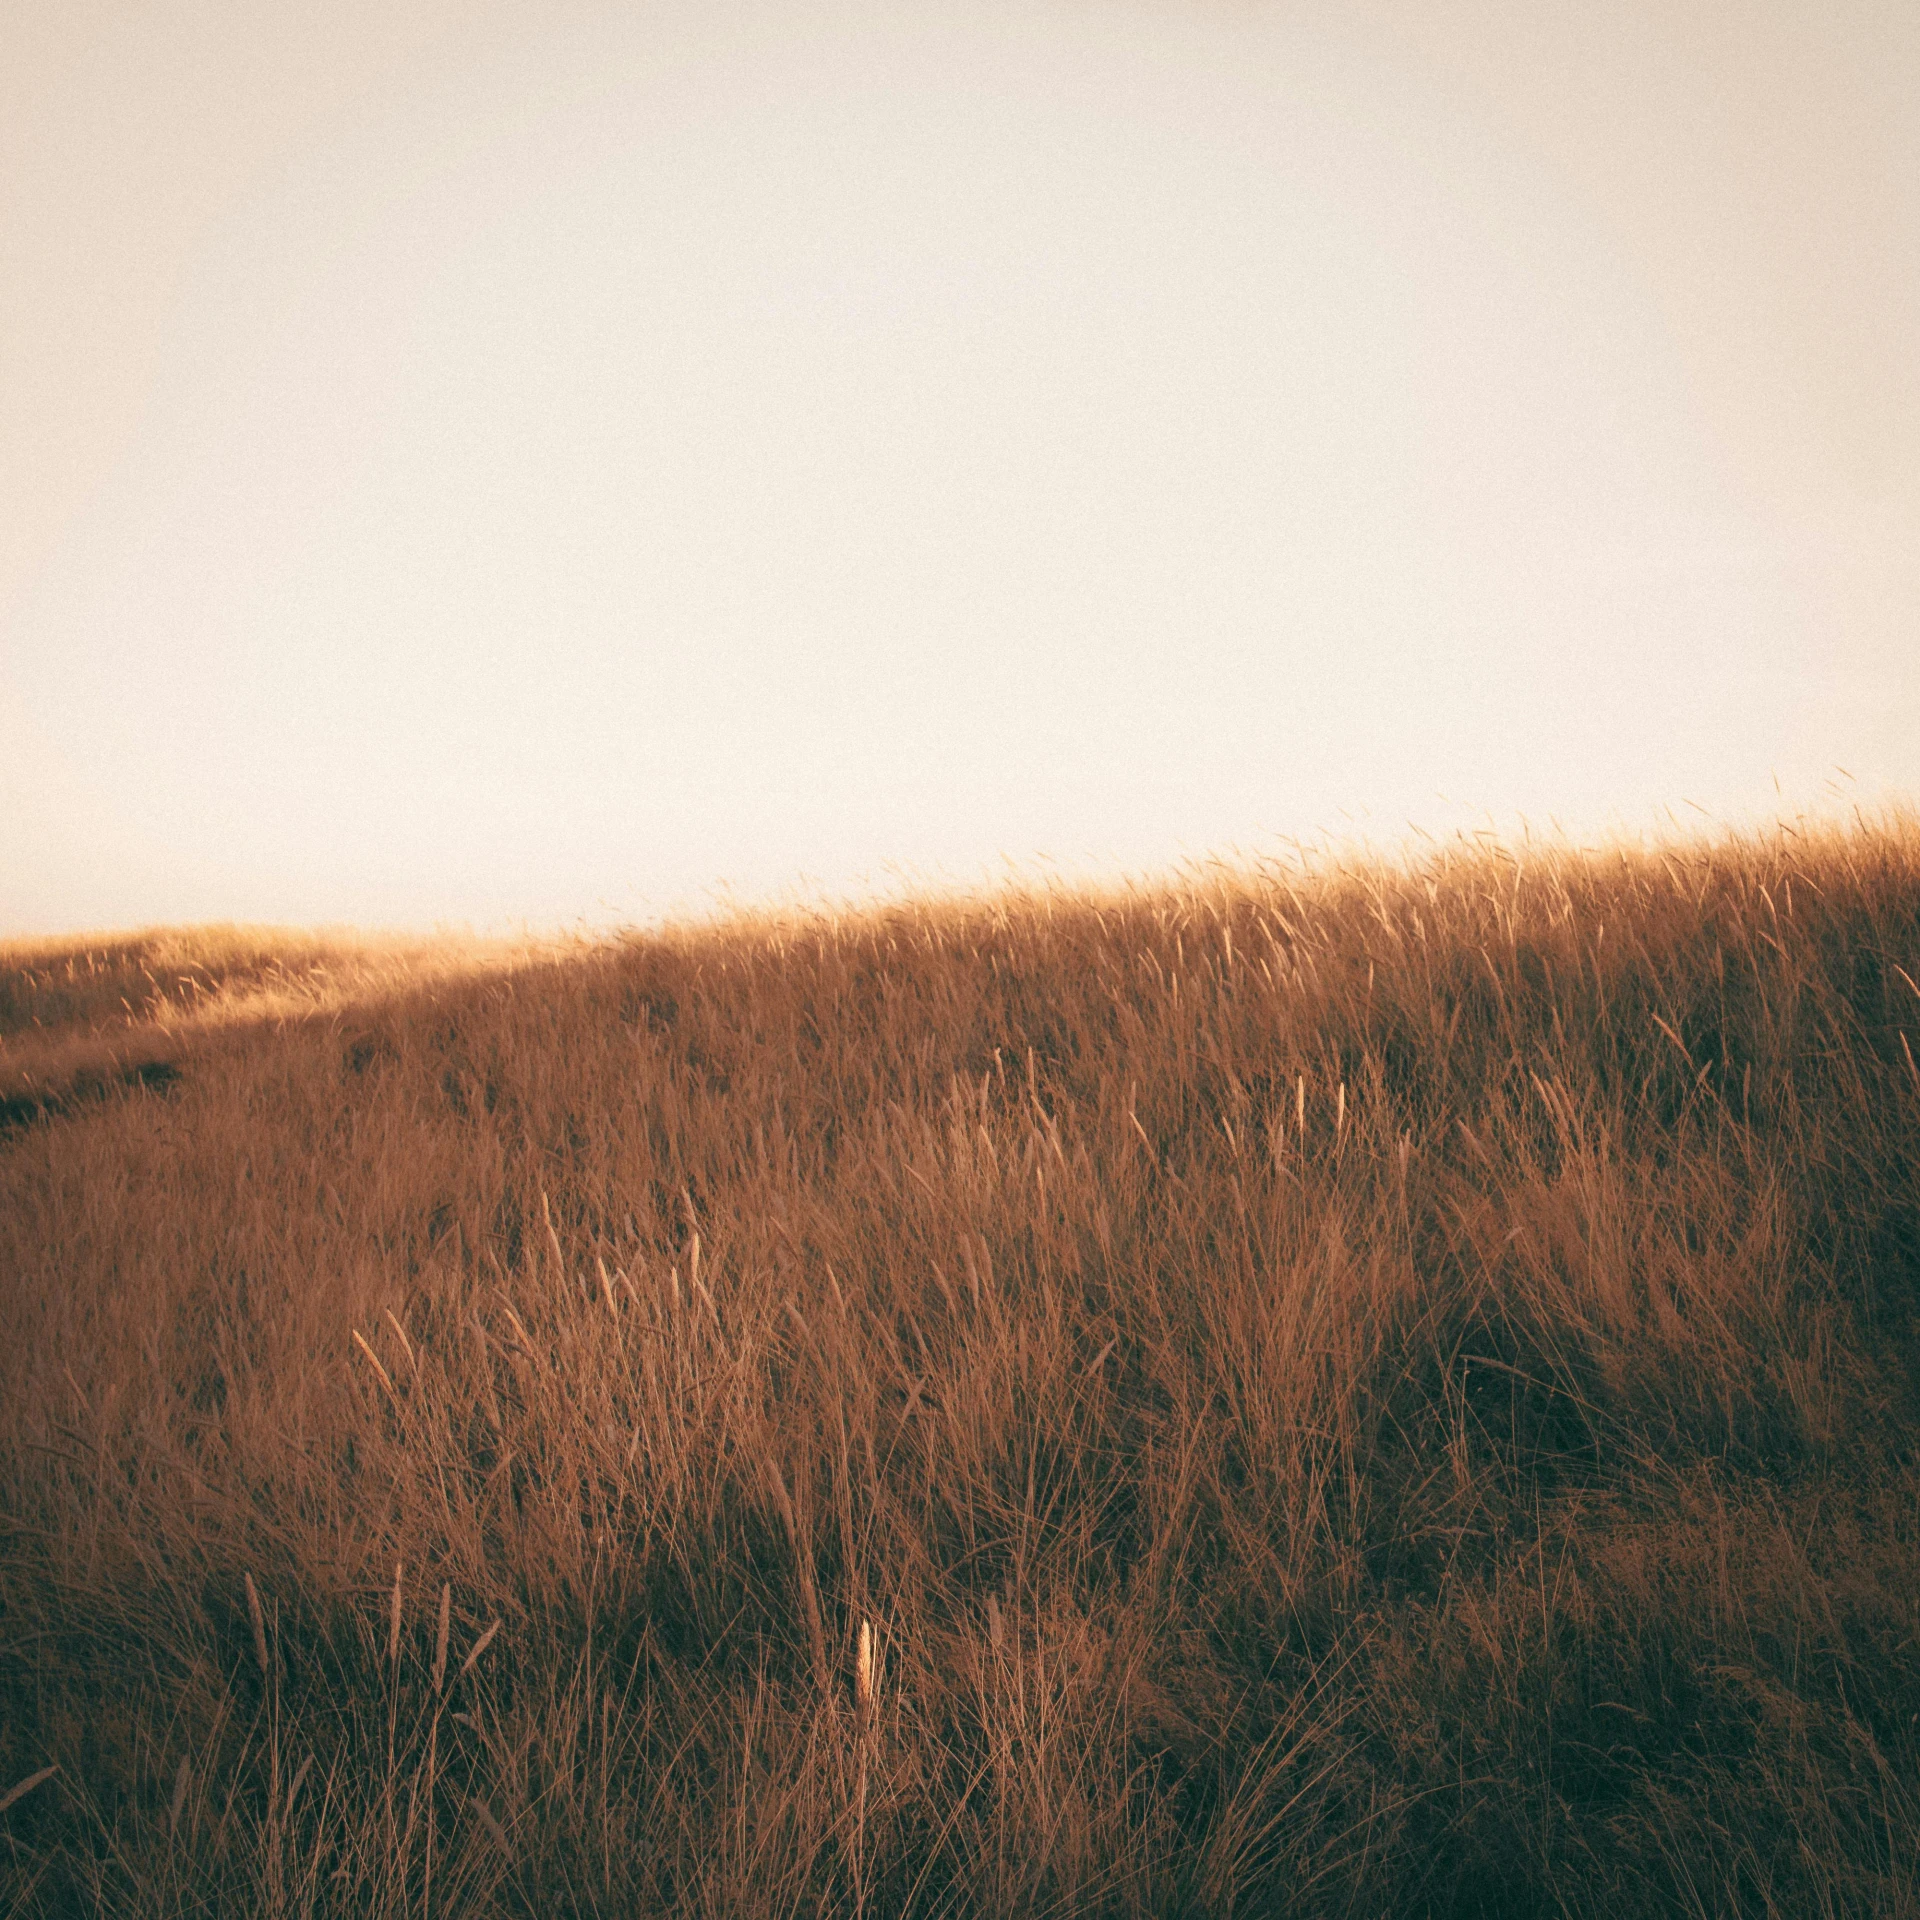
[{"left": 4, "top": 813, "right": 1919, "bottom": 1916}]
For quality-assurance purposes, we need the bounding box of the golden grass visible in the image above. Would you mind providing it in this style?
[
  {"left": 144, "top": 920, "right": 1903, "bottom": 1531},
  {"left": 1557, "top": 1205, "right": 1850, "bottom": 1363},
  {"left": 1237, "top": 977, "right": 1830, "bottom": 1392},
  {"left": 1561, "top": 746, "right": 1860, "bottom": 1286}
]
[{"left": 3, "top": 811, "right": 1920, "bottom": 1915}]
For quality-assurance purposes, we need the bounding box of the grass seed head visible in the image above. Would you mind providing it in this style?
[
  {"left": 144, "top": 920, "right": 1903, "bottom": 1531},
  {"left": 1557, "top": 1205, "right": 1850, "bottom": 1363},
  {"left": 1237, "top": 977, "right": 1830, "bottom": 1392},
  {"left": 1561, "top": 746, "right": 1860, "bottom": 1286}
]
[
  {"left": 432, "top": 1581, "right": 451, "bottom": 1693},
  {"left": 458, "top": 1618, "right": 501, "bottom": 1683},
  {"left": 856, "top": 1618, "right": 877, "bottom": 1717},
  {"left": 244, "top": 1572, "right": 269, "bottom": 1680}
]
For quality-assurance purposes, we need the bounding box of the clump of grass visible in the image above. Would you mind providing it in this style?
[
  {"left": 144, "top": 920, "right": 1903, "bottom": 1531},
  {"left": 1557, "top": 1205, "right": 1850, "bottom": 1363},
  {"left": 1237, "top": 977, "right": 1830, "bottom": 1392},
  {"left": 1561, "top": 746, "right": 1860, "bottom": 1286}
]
[{"left": 4, "top": 809, "right": 1920, "bottom": 1915}]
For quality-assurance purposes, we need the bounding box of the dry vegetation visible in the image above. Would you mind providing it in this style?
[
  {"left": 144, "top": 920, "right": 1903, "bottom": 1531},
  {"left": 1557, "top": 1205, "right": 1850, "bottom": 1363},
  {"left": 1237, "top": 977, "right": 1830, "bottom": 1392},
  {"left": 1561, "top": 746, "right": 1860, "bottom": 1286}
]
[{"left": 4, "top": 814, "right": 1920, "bottom": 1917}]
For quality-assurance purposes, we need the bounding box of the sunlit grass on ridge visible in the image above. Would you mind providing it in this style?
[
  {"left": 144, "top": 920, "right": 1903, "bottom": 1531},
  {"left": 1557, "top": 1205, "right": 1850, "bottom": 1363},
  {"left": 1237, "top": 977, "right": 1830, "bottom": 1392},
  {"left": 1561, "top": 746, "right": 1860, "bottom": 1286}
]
[{"left": 3, "top": 805, "right": 1920, "bottom": 1916}]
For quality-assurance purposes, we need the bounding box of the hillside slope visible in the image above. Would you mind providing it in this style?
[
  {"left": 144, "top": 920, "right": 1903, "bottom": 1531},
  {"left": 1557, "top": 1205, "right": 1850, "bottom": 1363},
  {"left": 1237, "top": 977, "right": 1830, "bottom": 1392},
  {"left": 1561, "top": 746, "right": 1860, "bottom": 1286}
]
[{"left": 4, "top": 817, "right": 1920, "bottom": 1917}]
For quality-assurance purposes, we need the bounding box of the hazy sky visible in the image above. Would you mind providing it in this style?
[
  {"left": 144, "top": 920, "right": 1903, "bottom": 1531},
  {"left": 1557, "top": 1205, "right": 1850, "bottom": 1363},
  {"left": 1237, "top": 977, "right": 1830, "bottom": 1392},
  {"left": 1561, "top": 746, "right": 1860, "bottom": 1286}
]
[{"left": 4, "top": 0, "right": 1915, "bottom": 936}]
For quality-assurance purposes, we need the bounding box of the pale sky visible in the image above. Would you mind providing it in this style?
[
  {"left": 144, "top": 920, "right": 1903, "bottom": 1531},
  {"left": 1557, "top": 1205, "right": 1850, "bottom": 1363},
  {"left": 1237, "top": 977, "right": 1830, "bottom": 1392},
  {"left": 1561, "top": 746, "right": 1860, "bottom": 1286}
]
[{"left": 4, "top": 0, "right": 1915, "bottom": 936}]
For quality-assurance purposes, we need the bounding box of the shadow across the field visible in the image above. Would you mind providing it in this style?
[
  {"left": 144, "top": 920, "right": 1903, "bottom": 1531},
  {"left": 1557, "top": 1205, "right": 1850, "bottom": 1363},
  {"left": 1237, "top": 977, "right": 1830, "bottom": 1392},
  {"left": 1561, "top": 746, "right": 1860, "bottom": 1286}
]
[{"left": 0, "top": 1057, "right": 181, "bottom": 1138}]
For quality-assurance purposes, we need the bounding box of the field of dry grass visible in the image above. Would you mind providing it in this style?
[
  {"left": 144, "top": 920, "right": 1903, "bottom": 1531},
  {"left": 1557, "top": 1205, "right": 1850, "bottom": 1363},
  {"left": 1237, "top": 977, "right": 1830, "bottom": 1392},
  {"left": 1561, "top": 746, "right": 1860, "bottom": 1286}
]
[{"left": 4, "top": 813, "right": 1920, "bottom": 1917}]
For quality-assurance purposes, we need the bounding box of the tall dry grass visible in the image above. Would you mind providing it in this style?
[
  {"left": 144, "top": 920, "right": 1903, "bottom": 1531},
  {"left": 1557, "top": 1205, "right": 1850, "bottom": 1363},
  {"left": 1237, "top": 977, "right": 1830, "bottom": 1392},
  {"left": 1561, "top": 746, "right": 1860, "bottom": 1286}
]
[{"left": 3, "top": 813, "right": 1920, "bottom": 1916}]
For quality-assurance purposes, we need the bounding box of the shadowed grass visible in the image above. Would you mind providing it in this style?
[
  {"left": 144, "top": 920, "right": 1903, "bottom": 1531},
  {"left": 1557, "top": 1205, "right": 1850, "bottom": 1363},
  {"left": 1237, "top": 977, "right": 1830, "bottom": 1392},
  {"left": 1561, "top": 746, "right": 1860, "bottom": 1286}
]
[{"left": 4, "top": 810, "right": 1920, "bottom": 1915}]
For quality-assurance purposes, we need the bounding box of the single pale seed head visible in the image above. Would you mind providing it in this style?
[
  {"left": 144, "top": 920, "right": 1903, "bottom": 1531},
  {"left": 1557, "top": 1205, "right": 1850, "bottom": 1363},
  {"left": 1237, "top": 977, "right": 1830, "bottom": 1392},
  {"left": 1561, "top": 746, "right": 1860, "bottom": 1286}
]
[
  {"left": 458, "top": 1617, "right": 501, "bottom": 1682},
  {"left": 382, "top": 1307, "right": 416, "bottom": 1370},
  {"left": 856, "top": 1619, "right": 875, "bottom": 1712}
]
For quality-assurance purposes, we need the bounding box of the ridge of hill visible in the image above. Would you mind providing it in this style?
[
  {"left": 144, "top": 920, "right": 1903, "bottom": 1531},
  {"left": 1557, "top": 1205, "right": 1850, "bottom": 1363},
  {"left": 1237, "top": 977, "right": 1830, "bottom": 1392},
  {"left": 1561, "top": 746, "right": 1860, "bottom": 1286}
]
[{"left": 4, "top": 814, "right": 1920, "bottom": 1916}]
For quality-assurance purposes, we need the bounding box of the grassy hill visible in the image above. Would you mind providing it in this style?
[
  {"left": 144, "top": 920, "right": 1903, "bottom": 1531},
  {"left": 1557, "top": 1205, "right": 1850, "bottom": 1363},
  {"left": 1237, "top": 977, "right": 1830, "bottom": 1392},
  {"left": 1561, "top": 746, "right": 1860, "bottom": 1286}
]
[{"left": 4, "top": 815, "right": 1920, "bottom": 1917}]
